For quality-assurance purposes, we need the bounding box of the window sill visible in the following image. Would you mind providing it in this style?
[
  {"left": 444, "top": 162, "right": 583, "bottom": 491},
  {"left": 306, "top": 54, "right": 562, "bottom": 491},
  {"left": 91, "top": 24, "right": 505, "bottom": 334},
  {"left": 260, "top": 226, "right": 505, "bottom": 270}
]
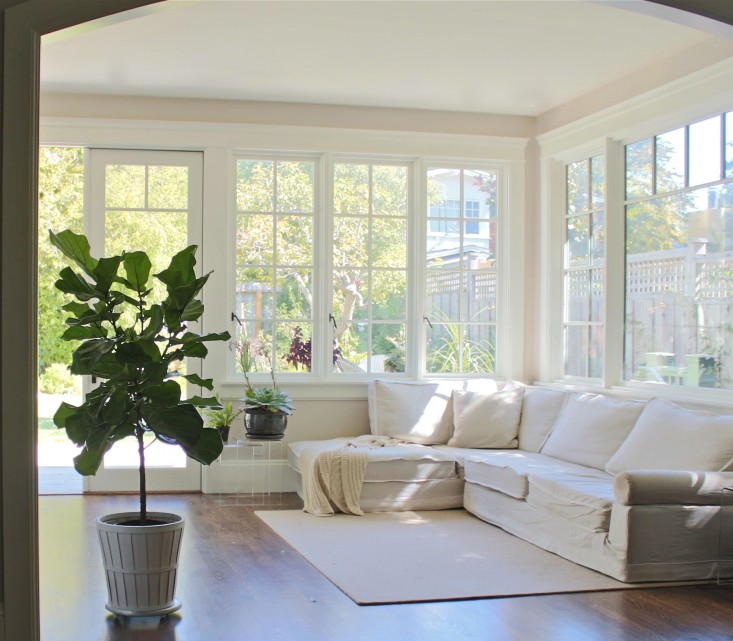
[
  {"left": 216, "top": 374, "right": 503, "bottom": 402},
  {"left": 536, "top": 378, "right": 733, "bottom": 412}
]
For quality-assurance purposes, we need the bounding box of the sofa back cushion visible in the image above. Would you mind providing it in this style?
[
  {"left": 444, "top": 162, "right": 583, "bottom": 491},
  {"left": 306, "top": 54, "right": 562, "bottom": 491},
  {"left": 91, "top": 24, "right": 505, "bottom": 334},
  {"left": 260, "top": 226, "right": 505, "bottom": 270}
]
[
  {"left": 446, "top": 387, "right": 525, "bottom": 448},
  {"left": 515, "top": 386, "right": 569, "bottom": 452},
  {"left": 540, "top": 393, "right": 646, "bottom": 470},
  {"left": 605, "top": 398, "right": 733, "bottom": 475},
  {"left": 367, "top": 379, "right": 497, "bottom": 445}
]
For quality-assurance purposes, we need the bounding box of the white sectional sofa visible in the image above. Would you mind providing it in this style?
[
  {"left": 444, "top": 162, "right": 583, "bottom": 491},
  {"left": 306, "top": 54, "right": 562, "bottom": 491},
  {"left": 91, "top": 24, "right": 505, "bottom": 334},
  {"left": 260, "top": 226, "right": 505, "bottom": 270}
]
[{"left": 288, "top": 379, "right": 733, "bottom": 583}]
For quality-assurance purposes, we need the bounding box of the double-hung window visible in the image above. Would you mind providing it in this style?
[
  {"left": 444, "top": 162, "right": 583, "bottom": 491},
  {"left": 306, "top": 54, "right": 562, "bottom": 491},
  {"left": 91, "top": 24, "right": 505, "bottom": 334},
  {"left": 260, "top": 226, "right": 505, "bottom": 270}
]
[{"left": 625, "top": 111, "right": 733, "bottom": 390}]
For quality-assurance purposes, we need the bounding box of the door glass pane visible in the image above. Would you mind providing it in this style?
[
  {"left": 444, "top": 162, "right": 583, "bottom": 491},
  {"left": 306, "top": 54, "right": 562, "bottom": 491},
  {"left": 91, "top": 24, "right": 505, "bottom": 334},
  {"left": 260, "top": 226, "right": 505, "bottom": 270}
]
[
  {"left": 148, "top": 165, "right": 189, "bottom": 210},
  {"left": 103, "top": 161, "right": 191, "bottom": 470},
  {"left": 105, "top": 164, "right": 145, "bottom": 208}
]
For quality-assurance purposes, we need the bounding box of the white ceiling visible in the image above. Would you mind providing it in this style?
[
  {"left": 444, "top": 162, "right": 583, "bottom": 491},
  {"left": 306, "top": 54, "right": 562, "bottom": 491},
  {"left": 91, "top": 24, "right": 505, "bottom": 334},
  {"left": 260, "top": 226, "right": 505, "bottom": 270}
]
[{"left": 40, "top": 0, "right": 732, "bottom": 117}]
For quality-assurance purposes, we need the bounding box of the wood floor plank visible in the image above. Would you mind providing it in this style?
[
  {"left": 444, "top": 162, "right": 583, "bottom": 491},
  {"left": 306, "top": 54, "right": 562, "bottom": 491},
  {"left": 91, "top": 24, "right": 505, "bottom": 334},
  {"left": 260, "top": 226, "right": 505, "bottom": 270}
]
[{"left": 39, "top": 494, "right": 733, "bottom": 641}]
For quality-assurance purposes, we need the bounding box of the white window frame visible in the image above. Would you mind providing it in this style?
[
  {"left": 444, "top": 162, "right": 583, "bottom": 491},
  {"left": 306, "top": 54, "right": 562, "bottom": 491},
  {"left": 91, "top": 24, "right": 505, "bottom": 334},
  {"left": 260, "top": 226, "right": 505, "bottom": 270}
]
[
  {"left": 328, "top": 155, "right": 413, "bottom": 379},
  {"left": 229, "top": 152, "right": 322, "bottom": 380},
  {"left": 423, "top": 164, "right": 502, "bottom": 377},
  {"left": 537, "top": 58, "right": 733, "bottom": 408},
  {"left": 562, "top": 154, "right": 606, "bottom": 381}
]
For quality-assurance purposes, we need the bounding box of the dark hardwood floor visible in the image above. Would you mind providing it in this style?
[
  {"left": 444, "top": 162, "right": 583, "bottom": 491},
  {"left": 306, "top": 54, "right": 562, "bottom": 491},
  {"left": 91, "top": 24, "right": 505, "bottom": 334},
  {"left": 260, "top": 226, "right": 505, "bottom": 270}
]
[{"left": 39, "top": 494, "right": 733, "bottom": 641}]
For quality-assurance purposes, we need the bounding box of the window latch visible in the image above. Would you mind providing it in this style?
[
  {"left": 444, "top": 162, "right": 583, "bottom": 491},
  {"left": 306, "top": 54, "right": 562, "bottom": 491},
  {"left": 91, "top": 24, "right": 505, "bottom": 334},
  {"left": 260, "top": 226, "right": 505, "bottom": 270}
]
[
  {"left": 329, "top": 313, "right": 337, "bottom": 330},
  {"left": 423, "top": 315, "right": 433, "bottom": 328},
  {"left": 231, "top": 312, "right": 243, "bottom": 327}
]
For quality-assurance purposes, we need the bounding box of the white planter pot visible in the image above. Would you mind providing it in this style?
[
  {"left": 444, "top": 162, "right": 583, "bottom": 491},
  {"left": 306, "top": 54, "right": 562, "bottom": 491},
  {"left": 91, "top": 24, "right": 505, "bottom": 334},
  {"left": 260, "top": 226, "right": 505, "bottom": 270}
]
[{"left": 96, "top": 512, "right": 185, "bottom": 617}]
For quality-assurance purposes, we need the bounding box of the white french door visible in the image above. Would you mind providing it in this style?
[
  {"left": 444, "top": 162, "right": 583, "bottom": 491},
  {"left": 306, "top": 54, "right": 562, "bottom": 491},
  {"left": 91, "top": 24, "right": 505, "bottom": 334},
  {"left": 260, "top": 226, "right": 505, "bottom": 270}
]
[{"left": 84, "top": 149, "right": 204, "bottom": 493}]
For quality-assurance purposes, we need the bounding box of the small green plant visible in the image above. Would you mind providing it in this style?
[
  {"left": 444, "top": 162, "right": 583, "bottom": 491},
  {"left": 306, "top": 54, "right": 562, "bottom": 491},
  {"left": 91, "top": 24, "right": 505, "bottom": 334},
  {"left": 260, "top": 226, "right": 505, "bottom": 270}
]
[
  {"left": 235, "top": 338, "right": 294, "bottom": 414},
  {"left": 204, "top": 397, "right": 244, "bottom": 428}
]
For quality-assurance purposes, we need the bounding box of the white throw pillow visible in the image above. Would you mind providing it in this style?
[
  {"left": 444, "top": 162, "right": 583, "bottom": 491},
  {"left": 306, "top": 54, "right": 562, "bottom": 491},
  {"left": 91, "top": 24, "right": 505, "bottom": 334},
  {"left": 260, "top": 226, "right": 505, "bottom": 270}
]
[
  {"left": 514, "top": 385, "right": 569, "bottom": 453},
  {"left": 368, "top": 380, "right": 495, "bottom": 445},
  {"left": 540, "top": 393, "right": 645, "bottom": 470},
  {"left": 605, "top": 398, "right": 733, "bottom": 475},
  {"left": 447, "top": 387, "right": 525, "bottom": 448}
]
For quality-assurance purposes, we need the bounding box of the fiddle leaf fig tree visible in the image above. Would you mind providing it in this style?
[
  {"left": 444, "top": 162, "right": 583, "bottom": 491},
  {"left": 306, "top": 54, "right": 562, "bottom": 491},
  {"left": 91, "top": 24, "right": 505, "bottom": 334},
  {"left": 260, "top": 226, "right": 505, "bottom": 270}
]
[{"left": 50, "top": 229, "right": 230, "bottom": 522}]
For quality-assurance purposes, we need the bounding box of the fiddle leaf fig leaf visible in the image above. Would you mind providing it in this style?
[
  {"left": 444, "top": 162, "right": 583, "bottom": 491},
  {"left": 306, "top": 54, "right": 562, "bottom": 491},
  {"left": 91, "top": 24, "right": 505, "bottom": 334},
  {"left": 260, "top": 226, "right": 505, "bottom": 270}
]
[
  {"left": 62, "top": 325, "right": 107, "bottom": 340},
  {"left": 145, "top": 381, "right": 182, "bottom": 407},
  {"left": 92, "top": 255, "right": 123, "bottom": 294},
  {"left": 49, "top": 229, "right": 98, "bottom": 277},
  {"left": 55, "top": 267, "right": 99, "bottom": 302},
  {"left": 181, "top": 373, "right": 215, "bottom": 391},
  {"left": 180, "top": 298, "right": 204, "bottom": 322},
  {"left": 182, "top": 428, "right": 224, "bottom": 465},
  {"left": 142, "top": 403, "right": 203, "bottom": 449},
  {"left": 155, "top": 245, "right": 197, "bottom": 289},
  {"left": 123, "top": 251, "right": 152, "bottom": 292},
  {"left": 187, "top": 395, "right": 219, "bottom": 407},
  {"left": 70, "top": 338, "right": 116, "bottom": 375},
  {"left": 142, "top": 305, "right": 164, "bottom": 339}
]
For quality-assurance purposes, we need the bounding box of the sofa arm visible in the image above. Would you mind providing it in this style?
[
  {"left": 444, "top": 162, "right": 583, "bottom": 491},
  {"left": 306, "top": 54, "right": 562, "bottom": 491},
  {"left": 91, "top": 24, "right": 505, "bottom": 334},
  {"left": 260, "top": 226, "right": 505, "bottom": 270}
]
[{"left": 614, "top": 470, "right": 733, "bottom": 506}]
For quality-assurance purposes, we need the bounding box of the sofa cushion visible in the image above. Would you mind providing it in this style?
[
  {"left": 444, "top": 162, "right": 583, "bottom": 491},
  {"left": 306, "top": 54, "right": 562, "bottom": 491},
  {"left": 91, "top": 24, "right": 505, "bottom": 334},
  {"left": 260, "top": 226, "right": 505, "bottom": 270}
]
[
  {"left": 605, "top": 398, "right": 733, "bottom": 475},
  {"left": 288, "top": 438, "right": 459, "bottom": 482},
  {"left": 526, "top": 471, "right": 615, "bottom": 532},
  {"left": 463, "top": 451, "right": 611, "bottom": 500},
  {"left": 516, "top": 386, "right": 569, "bottom": 452},
  {"left": 367, "top": 379, "right": 497, "bottom": 445},
  {"left": 540, "top": 393, "right": 645, "bottom": 470},
  {"left": 447, "top": 387, "right": 524, "bottom": 448}
]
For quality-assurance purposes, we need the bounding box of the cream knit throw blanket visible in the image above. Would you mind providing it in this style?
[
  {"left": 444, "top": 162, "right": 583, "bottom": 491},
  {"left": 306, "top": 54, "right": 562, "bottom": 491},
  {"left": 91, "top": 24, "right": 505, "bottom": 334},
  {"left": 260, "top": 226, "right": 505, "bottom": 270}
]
[{"left": 300, "top": 436, "right": 404, "bottom": 516}]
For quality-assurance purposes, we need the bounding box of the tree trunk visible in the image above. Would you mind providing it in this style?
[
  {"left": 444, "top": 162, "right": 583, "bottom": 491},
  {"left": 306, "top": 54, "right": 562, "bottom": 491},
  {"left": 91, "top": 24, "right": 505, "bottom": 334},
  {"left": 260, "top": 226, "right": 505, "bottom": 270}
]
[{"left": 137, "top": 428, "right": 147, "bottom": 524}]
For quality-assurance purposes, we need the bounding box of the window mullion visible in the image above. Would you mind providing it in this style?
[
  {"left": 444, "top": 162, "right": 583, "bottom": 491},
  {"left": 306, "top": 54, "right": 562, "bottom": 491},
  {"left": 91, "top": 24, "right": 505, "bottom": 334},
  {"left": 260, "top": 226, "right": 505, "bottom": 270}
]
[
  {"left": 318, "top": 153, "right": 332, "bottom": 379},
  {"left": 604, "top": 138, "right": 625, "bottom": 387},
  {"left": 413, "top": 159, "right": 426, "bottom": 379}
]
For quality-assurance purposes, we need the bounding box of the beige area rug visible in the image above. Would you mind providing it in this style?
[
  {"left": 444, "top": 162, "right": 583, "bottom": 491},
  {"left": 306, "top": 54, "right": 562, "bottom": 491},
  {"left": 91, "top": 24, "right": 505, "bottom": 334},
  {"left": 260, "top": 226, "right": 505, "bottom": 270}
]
[{"left": 256, "top": 508, "right": 692, "bottom": 605}]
